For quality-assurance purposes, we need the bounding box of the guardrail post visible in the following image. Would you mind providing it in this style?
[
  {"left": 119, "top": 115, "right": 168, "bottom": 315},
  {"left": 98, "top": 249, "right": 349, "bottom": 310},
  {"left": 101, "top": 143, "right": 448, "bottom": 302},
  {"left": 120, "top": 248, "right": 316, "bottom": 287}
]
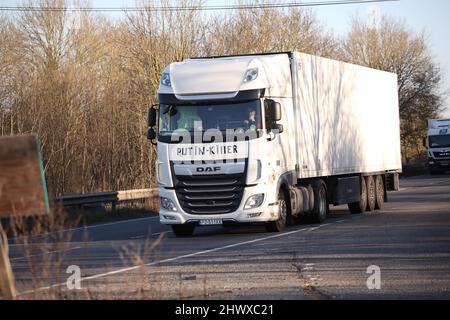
[{"left": 112, "top": 201, "right": 117, "bottom": 213}]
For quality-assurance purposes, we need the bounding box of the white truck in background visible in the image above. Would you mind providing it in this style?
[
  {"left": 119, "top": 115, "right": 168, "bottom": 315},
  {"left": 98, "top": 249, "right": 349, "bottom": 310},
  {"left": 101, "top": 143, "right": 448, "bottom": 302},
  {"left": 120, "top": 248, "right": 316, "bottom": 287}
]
[
  {"left": 147, "top": 52, "right": 402, "bottom": 237},
  {"left": 425, "top": 119, "right": 450, "bottom": 174}
]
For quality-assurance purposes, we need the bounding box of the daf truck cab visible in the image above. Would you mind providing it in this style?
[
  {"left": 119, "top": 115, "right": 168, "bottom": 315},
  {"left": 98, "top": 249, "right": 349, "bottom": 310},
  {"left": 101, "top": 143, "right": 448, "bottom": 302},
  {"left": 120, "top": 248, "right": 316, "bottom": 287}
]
[
  {"left": 425, "top": 119, "right": 450, "bottom": 174},
  {"left": 147, "top": 52, "right": 402, "bottom": 237}
]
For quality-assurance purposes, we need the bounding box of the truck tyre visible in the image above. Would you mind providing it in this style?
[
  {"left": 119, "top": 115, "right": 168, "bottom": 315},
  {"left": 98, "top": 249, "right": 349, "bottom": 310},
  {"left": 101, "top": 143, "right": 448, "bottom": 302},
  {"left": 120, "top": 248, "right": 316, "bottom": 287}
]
[
  {"left": 365, "top": 175, "right": 376, "bottom": 212},
  {"left": 266, "top": 189, "right": 287, "bottom": 232},
  {"left": 348, "top": 176, "right": 367, "bottom": 214},
  {"left": 374, "top": 175, "right": 384, "bottom": 210},
  {"left": 310, "top": 180, "right": 328, "bottom": 223},
  {"left": 171, "top": 224, "right": 195, "bottom": 237},
  {"left": 429, "top": 167, "right": 442, "bottom": 175}
]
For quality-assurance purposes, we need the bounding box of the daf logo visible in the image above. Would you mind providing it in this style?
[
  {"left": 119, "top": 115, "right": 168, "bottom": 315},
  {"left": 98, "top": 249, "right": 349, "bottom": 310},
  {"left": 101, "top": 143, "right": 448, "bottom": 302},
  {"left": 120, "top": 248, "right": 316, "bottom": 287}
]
[{"left": 196, "top": 166, "right": 221, "bottom": 173}]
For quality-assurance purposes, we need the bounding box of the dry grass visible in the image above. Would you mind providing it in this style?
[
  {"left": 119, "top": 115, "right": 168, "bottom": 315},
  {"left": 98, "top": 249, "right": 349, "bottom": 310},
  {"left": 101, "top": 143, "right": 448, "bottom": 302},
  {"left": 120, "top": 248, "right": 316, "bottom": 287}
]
[{"left": 1, "top": 205, "right": 170, "bottom": 300}]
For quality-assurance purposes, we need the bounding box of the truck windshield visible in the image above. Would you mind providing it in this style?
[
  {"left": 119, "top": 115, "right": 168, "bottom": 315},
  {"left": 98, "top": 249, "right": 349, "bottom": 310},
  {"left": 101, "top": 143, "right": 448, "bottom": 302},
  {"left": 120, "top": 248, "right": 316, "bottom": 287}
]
[
  {"left": 429, "top": 135, "right": 450, "bottom": 148},
  {"left": 158, "top": 100, "right": 263, "bottom": 142}
]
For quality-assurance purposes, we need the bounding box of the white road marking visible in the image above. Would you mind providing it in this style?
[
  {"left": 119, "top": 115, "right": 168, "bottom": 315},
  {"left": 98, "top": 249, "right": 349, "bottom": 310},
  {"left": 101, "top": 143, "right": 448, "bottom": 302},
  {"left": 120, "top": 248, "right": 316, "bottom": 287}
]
[
  {"left": 9, "top": 215, "right": 160, "bottom": 242},
  {"left": 19, "top": 219, "right": 339, "bottom": 295},
  {"left": 19, "top": 226, "right": 315, "bottom": 295},
  {"left": 152, "top": 231, "right": 170, "bottom": 236},
  {"left": 54, "top": 215, "right": 160, "bottom": 233},
  {"left": 129, "top": 235, "right": 146, "bottom": 240},
  {"left": 10, "top": 246, "right": 82, "bottom": 262}
]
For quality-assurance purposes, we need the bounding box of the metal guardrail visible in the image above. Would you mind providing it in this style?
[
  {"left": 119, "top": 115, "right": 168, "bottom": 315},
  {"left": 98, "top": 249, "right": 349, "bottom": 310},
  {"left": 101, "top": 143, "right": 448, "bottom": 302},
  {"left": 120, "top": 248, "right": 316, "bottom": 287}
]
[{"left": 55, "top": 188, "right": 159, "bottom": 211}]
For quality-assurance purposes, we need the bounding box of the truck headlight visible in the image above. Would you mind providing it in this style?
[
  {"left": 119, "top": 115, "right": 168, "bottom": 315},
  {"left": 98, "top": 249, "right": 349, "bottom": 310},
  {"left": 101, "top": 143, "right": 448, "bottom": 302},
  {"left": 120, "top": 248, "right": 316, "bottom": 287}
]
[
  {"left": 160, "top": 73, "right": 171, "bottom": 87},
  {"left": 243, "top": 68, "right": 258, "bottom": 83},
  {"left": 160, "top": 197, "right": 177, "bottom": 212},
  {"left": 244, "top": 193, "right": 265, "bottom": 209}
]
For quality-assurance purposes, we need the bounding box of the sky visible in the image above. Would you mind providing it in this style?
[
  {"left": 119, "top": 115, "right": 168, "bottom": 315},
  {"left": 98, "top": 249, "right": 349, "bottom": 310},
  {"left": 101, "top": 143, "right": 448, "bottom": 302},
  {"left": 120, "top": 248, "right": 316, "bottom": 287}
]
[{"left": 2, "top": 0, "right": 450, "bottom": 117}]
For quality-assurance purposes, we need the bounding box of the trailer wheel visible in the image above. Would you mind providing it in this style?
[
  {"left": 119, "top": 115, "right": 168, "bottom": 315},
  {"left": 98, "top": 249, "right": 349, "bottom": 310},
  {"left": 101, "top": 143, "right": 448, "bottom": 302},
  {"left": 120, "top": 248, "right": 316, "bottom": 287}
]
[
  {"left": 311, "top": 180, "right": 328, "bottom": 223},
  {"left": 374, "top": 175, "right": 384, "bottom": 210},
  {"left": 348, "top": 176, "right": 367, "bottom": 214},
  {"left": 171, "top": 224, "right": 195, "bottom": 237},
  {"left": 266, "top": 189, "right": 287, "bottom": 232},
  {"left": 365, "top": 176, "right": 376, "bottom": 212}
]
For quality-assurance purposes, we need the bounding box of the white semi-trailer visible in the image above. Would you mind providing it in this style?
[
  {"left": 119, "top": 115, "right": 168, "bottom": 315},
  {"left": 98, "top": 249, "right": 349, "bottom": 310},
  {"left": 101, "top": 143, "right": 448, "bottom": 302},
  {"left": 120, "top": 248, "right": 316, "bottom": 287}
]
[
  {"left": 147, "top": 52, "right": 402, "bottom": 236},
  {"left": 425, "top": 119, "right": 450, "bottom": 174}
]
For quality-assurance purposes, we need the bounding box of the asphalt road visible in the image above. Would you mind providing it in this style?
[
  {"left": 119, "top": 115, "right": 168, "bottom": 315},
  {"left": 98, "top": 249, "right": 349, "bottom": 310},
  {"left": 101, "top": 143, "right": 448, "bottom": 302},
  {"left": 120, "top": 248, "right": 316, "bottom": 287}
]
[{"left": 7, "top": 174, "right": 450, "bottom": 299}]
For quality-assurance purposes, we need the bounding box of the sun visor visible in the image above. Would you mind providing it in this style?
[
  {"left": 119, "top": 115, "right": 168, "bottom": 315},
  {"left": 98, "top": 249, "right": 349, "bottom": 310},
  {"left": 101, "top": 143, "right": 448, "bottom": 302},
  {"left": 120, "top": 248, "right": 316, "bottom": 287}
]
[{"left": 170, "top": 59, "right": 253, "bottom": 95}]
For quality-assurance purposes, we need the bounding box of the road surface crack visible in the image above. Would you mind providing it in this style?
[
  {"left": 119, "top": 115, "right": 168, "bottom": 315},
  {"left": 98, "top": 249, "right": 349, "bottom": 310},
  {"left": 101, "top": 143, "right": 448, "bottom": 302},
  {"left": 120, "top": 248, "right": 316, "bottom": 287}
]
[{"left": 293, "top": 263, "right": 333, "bottom": 300}]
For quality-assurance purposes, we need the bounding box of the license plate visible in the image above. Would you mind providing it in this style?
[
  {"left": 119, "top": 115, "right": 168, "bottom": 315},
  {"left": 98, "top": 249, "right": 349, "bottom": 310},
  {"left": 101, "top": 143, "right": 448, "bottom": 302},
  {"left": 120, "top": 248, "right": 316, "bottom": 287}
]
[
  {"left": 199, "top": 219, "right": 222, "bottom": 226},
  {"left": 440, "top": 161, "right": 450, "bottom": 166}
]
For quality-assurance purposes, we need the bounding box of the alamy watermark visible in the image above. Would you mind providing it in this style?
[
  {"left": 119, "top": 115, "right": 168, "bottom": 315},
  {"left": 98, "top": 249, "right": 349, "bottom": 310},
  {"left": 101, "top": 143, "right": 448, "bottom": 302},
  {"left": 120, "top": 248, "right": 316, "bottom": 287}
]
[
  {"left": 66, "top": 265, "right": 82, "bottom": 290},
  {"left": 366, "top": 265, "right": 381, "bottom": 290}
]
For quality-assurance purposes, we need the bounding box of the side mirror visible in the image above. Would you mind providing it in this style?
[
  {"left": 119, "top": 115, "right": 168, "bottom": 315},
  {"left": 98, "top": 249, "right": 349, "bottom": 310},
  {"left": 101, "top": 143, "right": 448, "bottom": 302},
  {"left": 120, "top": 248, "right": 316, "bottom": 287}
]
[
  {"left": 148, "top": 105, "right": 157, "bottom": 128},
  {"left": 271, "top": 101, "right": 281, "bottom": 122},
  {"left": 147, "top": 127, "right": 156, "bottom": 141},
  {"left": 423, "top": 137, "right": 427, "bottom": 148}
]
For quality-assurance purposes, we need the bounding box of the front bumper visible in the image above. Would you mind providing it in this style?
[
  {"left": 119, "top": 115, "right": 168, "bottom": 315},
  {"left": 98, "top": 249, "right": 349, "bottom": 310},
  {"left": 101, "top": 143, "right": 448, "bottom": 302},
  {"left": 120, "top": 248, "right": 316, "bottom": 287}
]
[
  {"left": 158, "top": 184, "right": 280, "bottom": 225},
  {"left": 429, "top": 159, "right": 450, "bottom": 168}
]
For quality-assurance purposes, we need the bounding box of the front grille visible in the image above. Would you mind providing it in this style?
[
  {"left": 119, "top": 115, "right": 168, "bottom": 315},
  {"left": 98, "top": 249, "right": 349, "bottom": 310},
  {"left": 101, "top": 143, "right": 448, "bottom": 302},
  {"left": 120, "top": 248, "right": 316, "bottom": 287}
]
[
  {"left": 174, "top": 173, "right": 245, "bottom": 215},
  {"left": 433, "top": 151, "right": 450, "bottom": 159}
]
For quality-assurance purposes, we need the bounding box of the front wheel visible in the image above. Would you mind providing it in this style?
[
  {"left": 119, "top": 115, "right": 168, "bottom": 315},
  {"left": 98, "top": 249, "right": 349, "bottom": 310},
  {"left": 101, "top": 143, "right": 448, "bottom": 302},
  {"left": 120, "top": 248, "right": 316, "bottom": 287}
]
[
  {"left": 266, "top": 190, "right": 287, "bottom": 232},
  {"left": 429, "top": 167, "right": 443, "bottom": 175},
  {"left": 171, "top": 224, "right": 195, "bottom": 237}
]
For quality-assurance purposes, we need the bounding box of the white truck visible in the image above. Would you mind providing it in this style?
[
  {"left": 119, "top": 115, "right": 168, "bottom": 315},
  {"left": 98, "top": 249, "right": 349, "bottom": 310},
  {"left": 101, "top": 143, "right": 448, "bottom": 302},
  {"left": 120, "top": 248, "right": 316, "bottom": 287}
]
[
  {"left": 147, "top": 52, "right": 402, "bottom": 236},
  {"left": 425, "top": 119, "right": 450, "bottom": 174}
]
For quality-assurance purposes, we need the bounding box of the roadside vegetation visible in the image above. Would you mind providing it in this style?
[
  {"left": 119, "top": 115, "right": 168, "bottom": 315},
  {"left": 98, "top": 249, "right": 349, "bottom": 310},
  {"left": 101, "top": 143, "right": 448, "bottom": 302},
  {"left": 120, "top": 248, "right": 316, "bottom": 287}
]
[{"left": 0, "top": 0, "right": 445, "bottom": 198}]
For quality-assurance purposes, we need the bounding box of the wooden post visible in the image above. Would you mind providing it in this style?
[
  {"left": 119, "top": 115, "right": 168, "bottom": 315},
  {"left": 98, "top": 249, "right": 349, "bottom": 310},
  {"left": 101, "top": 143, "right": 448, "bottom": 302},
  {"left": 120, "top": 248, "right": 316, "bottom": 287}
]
[
  {"left": 0, "top": 134, "right": 50, "bottom": 299},
  {"left": 0, "top": 135, "right": 50, "bottom": 217},
  {"left": 0, "top": 223, "right": 16, "bottom": 300}
]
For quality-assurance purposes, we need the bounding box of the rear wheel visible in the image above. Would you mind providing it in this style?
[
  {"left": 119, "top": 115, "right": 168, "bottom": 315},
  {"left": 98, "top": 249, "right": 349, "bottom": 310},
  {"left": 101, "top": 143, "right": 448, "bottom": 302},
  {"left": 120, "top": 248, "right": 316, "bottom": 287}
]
[
  {"left": 266, "top": 190, "right": 287, "bottom": 232},
  {"left": 348, "top": 176, "right": 367, "bottom": 214},
  {"left": 365, "top": 175, "right": 376, "bottom": 212},
  {"left": 374, "top": 175, "right": 384, "bottom": 210},
  {"left": 310, "top": 180, "right": 328, "bottom": 223},
  {"left": 171, "top": 224, "right": 195, "bottom": 237}
]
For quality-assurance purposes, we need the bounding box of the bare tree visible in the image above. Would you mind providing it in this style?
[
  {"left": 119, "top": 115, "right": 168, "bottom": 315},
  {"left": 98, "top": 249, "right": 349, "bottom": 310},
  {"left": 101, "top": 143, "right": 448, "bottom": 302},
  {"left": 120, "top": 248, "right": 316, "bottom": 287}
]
[
  {"left": 204, "top": 2, "right": 337, "bottom": 57},
  {"left": 1, "top": 2, "right": 445, "bottom": 197}
]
